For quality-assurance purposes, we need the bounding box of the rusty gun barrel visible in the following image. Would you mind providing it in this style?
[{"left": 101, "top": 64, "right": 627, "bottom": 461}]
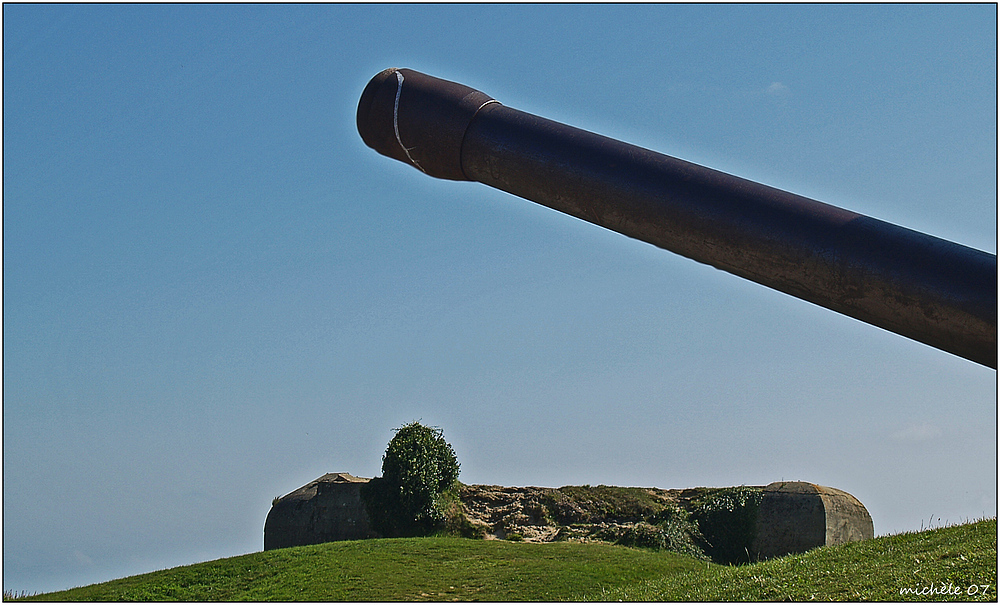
[{"left": 357, "top": 68, "right": 997, "bottom": 368}]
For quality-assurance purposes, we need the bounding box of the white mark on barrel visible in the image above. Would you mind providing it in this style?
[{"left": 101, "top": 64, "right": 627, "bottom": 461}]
[{"left": 393, "top": 71, "right": 426, "bottom": 173}]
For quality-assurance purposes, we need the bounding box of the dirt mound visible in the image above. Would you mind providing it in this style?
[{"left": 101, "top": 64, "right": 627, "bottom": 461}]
[{"left": 457, "top": 484, "right": 711, "bottom": 544}]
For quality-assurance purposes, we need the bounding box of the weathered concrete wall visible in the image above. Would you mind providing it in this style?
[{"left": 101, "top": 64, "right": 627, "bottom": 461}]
[
  {"left": 752, "top": 481, "right": 874, "bottom": 560},
  {"left": 264, "top": 473, "right": 376, "bottom": 550}
]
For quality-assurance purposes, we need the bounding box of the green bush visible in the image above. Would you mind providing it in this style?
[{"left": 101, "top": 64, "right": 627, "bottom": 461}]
[
  {"left": 602, "top": 523, "right": 667, "bottom": 550},
  {"left": 361, "top": 422, "right": 460, "bottom": 537},
  {"left": 651, "top": 507, "right": 711, "bottom": 560},
  {"left": 588, "top": 506, "right": 710, "bottom": 561},
  {"left": 690, "top": 486, "right": 763, "bottom": 564}
]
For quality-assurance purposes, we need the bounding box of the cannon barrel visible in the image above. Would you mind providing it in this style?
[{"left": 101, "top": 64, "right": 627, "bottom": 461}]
[{"left": 357, "top": 68, "right": 997, "bottom": 369}]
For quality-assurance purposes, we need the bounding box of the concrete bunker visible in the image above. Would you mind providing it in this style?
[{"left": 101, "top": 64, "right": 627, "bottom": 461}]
[
  {"left": 264, "top": 474, "right": 875, "bottom": 559},
  {"left": 752, "top": 481, "right": 874, "bottom": 560},
  {"left": 264, "top": 472, "right": 375, "bottom": 551}
]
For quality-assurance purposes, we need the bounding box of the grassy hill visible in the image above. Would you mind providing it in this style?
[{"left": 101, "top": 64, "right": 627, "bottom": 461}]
[{"left": 20, "top": 518, "right": 996, "bottom": 601}]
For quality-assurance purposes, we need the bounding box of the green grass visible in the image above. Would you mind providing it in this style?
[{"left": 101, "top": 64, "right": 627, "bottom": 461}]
[
  {"left": 22, "top": 519, "right": 996, "bottom": 601},
  {"left": 27, "top": 538, "right": 704, "bottom": 601},
  {"left": 597, "top": 518, "right": 998, "bottom": 602}
]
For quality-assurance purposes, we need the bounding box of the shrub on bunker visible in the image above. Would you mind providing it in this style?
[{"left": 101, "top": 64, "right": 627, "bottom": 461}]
[{"left": 362, "top": 422, "right": 460, "bottom": 536}]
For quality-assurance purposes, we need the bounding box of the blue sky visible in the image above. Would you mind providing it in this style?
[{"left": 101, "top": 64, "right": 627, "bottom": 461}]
[{"left": 4, "top": 3, "right": 996, "bottom": 594}]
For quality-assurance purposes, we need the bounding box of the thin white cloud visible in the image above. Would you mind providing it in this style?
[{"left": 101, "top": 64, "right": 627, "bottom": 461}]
[
  {"left": 765, "top": 81, "right": 790, "bottom": 96},
  {"left": 890, "top": 422, "right": 942, "bottom": 443},
  {"left": 72, "top": 550, "right": 95, "bottom": 568}
]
